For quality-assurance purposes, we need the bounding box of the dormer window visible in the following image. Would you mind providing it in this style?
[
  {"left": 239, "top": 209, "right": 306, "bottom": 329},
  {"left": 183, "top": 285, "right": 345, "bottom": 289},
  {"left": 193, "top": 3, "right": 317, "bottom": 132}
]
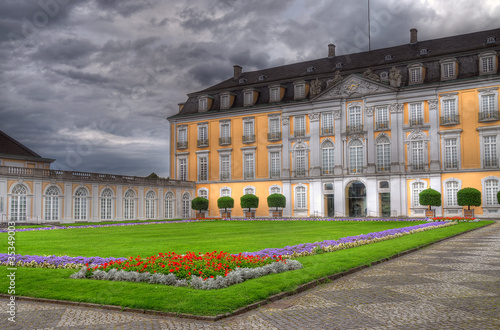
[
  {"left": 486, "top": 36, "right": 497, "bottom": 44},
  {"left": 384, "top": 54, "right": 393, "bottom": 61},
  {"left": 243, "top": 88, "right": 259, "bottom": 107},
  {"left": 269, "top": 84, "right": 284, "bottom": 103},
  {"left": 258, "top": 75, "right": 267, "bottom": 81},
  {"left": 293, "top": 81, "right": 308, "bottom": 100},
  {"left": 239, "top": 78, "right": 247, "bottom": 84},
  {"left": 440, "top": 58, "right": 458, "bottom": 81},
  {"left": 419, "top": 48, "right": 429, "bottom": 55},
  {"left": 220, "top": 92, "right": 235, "bottom": 110},
  {"left": 307, "top": 66, "right": 316, "bottom": 73},
  {"left": 335, "top": 63, "right": 343, "bottom": 69},
  {"left": 408, "top": 63, "right": 425, "bottom": 85},
  {"left": 198, "top": 95, "right": 213, "bottom": 112},
  {"left": 479, "top": 51, "right": 498, "bottom": 75},
  {"left": 380, "top": 71, "right": 389, "bottom": 81}
]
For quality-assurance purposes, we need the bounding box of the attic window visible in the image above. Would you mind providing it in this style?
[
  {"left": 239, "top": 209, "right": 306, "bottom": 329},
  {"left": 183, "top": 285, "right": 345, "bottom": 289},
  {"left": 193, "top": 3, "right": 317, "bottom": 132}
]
[
  {"left": 380, "top": 71, "right": 388, "bottom": 80},
  {"left": 198, "top": 96, "right": 209, "bottom": 112},
  {"left": 335, "top": 63, "right": 343, "bottom": 69},
  {"left": 384, "top": 54, "right": 393, "bottom": 61},
  {"left": 258, "top": 75, "right": 267, "bottom": 81},
  {"left": 419, "top": 48, "right": 429, "bottom": 55},
  {"left": 307, "top": 66, "right": 316, "bottom": 73},
  {"left": 486, "top": 36, "right": 496, "bottom": 44},
  {"left": 239, "top": 78, "right": 247, "bottom": 84}
]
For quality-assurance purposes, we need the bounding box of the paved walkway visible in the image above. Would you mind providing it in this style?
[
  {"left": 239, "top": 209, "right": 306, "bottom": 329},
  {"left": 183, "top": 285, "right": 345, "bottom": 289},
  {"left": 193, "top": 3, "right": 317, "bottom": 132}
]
[{"left": 2, "top": 223, "right": 500, "bottom": 329}]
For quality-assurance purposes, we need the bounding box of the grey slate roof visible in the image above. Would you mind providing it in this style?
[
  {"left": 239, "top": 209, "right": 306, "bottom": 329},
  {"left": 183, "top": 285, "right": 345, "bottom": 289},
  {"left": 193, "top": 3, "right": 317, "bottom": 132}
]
[{"left": 0, "top": 130, "right": 55, "bottom": 163}]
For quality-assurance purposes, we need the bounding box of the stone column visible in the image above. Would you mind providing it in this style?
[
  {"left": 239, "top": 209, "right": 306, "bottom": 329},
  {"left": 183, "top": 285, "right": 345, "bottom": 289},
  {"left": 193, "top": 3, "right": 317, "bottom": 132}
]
[
  {"left": 33, "top": 180, "right": 42, "bottom": 221},
  {"left": 366, "top": 177, "right": 377, "bottom": 217},
  {"left": 138, "top": 186, "right": 145, "bottom": 220},
  {"left": 282, "top": 181, "right": 292, "bottom": 216},
  {"left": 334, "top": 178, "right": 344, "bottom": 217},
  {"left": 309, "top": 179, "right": 322, "bottom": 216},
  {"left": 92, "top": 184, "right": 99, "bottom": 221},
  {"left": 308, "top": 113, "right": 321, "bottom": 176},
  {"left": 116, "top": 185, "right": 123, "bottom": 221},
  {"left": 390, "top": 103, "right": 405, "bottom": 172},
  {"left": 64, "top": 183, "right": 72, "bottom": 222}
]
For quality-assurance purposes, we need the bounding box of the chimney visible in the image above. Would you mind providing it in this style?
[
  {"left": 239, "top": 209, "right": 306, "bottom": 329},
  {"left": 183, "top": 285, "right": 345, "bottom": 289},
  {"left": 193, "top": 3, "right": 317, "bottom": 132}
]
[
  {"left": 328, "top": 44, "right": 336, "bottom": 57},
  {"left": 233, "top": 65, "right": 242, "bottom": 79},
  {"left": 410, "top": 28, "right": 418, "bottom": 44}
]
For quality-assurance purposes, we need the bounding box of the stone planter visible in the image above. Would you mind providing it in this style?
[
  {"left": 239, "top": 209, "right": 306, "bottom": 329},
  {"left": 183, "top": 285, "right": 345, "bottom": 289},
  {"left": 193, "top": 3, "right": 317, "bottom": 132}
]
[
  {"left": 463, "top": 209, "right": 474, "bottom": 218},
  {"left": 220, "top": 211, "right": 231, "bottom": 218},
  {"left": 425, "top": 209, "right": 435, "bottom": 217},
  {"left": 195, "top": 212, "right": 206, "bottom": 219}
]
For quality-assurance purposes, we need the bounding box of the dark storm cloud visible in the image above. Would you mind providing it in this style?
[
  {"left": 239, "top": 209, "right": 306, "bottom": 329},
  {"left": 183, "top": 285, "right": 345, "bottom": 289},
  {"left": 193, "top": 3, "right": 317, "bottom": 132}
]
[
  {"left": 95, "top": 0, "right": 158, "bottom": 18},
  {"left": 52, "top": 69, "right": 111, "bottom": 84}
]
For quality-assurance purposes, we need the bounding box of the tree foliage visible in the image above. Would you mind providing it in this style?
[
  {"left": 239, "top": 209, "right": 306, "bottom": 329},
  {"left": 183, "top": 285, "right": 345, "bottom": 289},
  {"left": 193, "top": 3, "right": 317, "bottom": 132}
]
[
  {"left": 240, "top": 194, "right": 259, "bottom": 212},
  {"left": 217, "top": 197, "right": 234, "bottom": 212},
  {"left": 419, "top": 188, "right": 442, "bottom": 210},
  {"left": 267, "top": 194, "right": 286, "bottom": 210},
  {"left": 191, "top": 197, "right": 208, "bottom": 212},
  {"left": 457, "top": 187, "right": 482, "bottom": 210}
]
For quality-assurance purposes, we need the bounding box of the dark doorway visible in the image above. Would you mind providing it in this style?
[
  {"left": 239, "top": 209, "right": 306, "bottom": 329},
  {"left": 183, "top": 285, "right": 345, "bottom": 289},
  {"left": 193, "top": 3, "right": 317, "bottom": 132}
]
[
  {"left": 325, "top": 194, "right": 334, "bottom": 217},
  {"left": 380, "top": 193, "right": 391, "bottom": 217},
  {"left": 346, "top": 181, "right": 366, "bottom": 217}
]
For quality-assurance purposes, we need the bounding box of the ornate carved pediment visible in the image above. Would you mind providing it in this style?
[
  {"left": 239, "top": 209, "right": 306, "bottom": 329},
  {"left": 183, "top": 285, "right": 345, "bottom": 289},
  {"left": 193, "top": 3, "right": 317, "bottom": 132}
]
[
  {"left": 281, "top": 116, "right": 290, "bottom": 125},
  {"left": 308, "top": 112, "right": 320, "bottom": 122},
  {"left": 314, "top": 75, "right": 394, "bottom": 101}
]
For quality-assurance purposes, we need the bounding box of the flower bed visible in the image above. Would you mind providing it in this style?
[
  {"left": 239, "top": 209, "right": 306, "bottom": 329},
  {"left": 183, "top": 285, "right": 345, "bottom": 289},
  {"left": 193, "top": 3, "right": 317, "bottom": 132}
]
[
  {"left": 0, "top": 254, "right": 126, "bottom": 269},
  {"left": 429, "top": 216, "right": 476, "bottom": 222},
  {"left": 225, "top": 217, "right": 424, "bottom": 222}
]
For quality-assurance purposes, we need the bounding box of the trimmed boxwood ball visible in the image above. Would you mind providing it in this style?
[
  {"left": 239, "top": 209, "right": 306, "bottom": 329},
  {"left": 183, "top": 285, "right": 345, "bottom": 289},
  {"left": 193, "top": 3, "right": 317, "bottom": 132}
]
[
  {"left": 191, "top": 197, "right": 208, "bottom": 213},
  {"left": 217, "top": 197, "right": 234, "bottom": 213},
  {"left": 457, "top": 187, "right": 481, "bottom": 210},
  {"left": 267, "top": 193, "right": 286, "bottom": 211},
  {"left": 419, "top": 188, "right": 441, "bottom": 210},
  {"left": 240, "top": 194, "right": 259, "bottom": 212}
]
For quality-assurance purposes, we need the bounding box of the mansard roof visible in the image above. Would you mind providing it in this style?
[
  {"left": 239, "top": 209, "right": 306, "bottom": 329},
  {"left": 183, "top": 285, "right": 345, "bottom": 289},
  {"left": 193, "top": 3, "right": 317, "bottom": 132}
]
[
  {"left": 169, "top": 27, "right": 500, "bottom": 120},
  {"left": 0, "top": 130, "right": 55, "bottom": 163}
]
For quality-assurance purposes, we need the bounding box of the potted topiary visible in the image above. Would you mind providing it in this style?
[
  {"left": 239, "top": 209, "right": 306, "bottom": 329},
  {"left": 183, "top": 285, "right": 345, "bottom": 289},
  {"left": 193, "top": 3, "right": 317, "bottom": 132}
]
[
  {"left": 217, "top": 197, "right": 234, "bottom": 218},
  {"left": 419, "top": 188, "right": 441, "bottom": 217},
  {"left": 191, "top": 197, "right": 208, "bottom": 219},
  {"left": 240, "top": 194, "right": 259, "bottom": 218},
  {"left": 457, "top": 187, "right": 481, "bottom": 217},
  {"left": 267, "top": 193, "right": 286, "bottom": 218}
]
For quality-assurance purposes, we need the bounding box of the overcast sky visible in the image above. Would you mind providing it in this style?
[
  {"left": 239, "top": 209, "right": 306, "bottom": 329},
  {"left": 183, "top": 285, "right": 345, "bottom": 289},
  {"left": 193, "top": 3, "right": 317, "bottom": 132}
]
[{"left": 1, "top": 0, "right": 499, "bottom": 177}]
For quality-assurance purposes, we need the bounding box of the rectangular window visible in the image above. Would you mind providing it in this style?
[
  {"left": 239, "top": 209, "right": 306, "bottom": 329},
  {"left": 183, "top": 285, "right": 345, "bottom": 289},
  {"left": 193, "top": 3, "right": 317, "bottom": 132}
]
[
  {"left": 221, "top": 94, "right": 229, "bottom": 108},
  {"left": 270, "top": 87, "right": 280, "bottom": 102},
  {"left": 322, "top": 145, "right": 335, "bottom": 174},
  {"left": 484, "top": 136, "right": 498, "bottom": 168},
  {"left": 296, "top": 186, "right": 306, "bottom": 209},
  {"left": 295, "top": 150, "right": 306, "bottom": 176},
  {"left": 442, "top": 63, "right": 454, "bottom": 78},
  {"left": 179, "top": 158, "right": 187, "bottom": 181},
  {"left": 446, "top": 181, "right": 459, "bottom": 206},
  {"left": 244, "top": 92, "right": 253, "bottom": 106},
  {"left": 480, "top": 95, "right": 496, "bottom": 119},
  {"left": 321, "top": 112, "right": 334, "bottom": 134},
  {"left": 199, "top": 98, "right": 207, "bottom": 111},
  {"left": 482, "top": 57, "right": 494, "bottom": 73},
  {"left": 376, "top": 107, "right": 389, "bottom": 130},
  {"left": 412, "top": 141, "right": 425, "bottom": 171},
  {"left": 444, "top": 139, "right": 458, "bottom": 169},
  {"left": 244, "top": 153, "right": 254, "bottom": 180},
  {"left": 243, "top": 120, "right": 255, "bottom": 142},
  {"left": 177, "top": 127, "right": 188, "bottom": 149},
  {"left": 410, "top": 68, "right": 421, "bottom": 83},
  {"left": 198, "top": 125, "right": 208, "bottom": 147},
  {"left": 220, "top": 122, "right": 230, "bottom": 145},
  {"left": 294, "top": 116, "right": 306, "bottom": 137},
  {"left": 220, "top": 155, "right": 230, "bottom": 180},
  {"left": 198, "top": 157, "right": 208, "bottom": 181},
  {"left": 376, "top": 141, "right": 390, "bottom": 172},
  {"left": 269, "top": 117, "right": 280, "bottom": 134},
  {"left": 349, "top": 144, "right": 363, "bottom": 173},
  {"left": 295, "top": 84, "right": 305, "bottom": 99},
  {"left": 270, "top": 151, "right": 280, "bottom": 178},
  {"left": 485, "top": 180, "right": 499, "bottom": 205},
  {"left": 410, "top": 103, "right": 423, "bottom": 126},
  {"left": 412, "top": 182, "right": 425, "bottom": 207}
]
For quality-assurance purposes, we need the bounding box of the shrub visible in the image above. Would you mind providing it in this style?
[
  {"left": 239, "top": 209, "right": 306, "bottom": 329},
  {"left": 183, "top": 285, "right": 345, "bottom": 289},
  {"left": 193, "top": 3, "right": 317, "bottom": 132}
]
[
  {"left": 498, "top": 190, "right": 500, "bottom": 205},
  {"left": 217, "top": 197, "right": 234, "bottom": 213},
  {"left": 240, "top": 194, "right": 259, "bottom": 212},
  {"left": 457, "top": 187, "right": 481, "bottom": 210},
  {"left": 419, "top": 188, "right": 441, "bottom": 210},
  {"left": 191, "top": 197, "right": 208, "bottom": 213},
  {"left": 267, "top": 193, "right": 286, "bottom": 211}
]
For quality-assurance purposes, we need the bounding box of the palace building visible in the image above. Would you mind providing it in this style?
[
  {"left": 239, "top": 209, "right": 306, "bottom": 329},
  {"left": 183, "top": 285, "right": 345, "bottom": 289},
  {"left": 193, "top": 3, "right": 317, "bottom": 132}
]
[
  {"left": 168, "top": 28, "right": 500, "bottom": 219},
  {"left": 0, "top": 130, "right": 195, "bottom": 223}
]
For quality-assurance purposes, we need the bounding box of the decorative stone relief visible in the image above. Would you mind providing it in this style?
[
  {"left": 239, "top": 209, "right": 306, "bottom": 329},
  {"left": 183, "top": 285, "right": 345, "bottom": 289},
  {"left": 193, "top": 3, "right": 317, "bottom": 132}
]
[
  {"left": 310, "top": 79, "right": 322, "bottom": 97},
  {"left": 326, "top": 71, "right": 342, "bottom": 87},
  {"left": 389, "top": 66, "right": 402, "bottom": 87},
  {"left": 408, "top": 128, "right": 427, "bottom": 140},
  {"left": 333, "top": 110, "right": 341, "bottom": 119},
  {"left": 390, "top": 103, "right": 403, "bottom": 113},
  {"left": 428, "top": 99, "right": 438, "bottom": 111},
  {"left": 308, "top": 112, "right": 320, "bottom": 122},
  {"left": 282, "top": 116, "right": 289, "bottom": 125},
  {"left": 365, "top": 107, "right": 374, "bottom": 117},
  {"left": 363, "top": 68, "right": 380, "bottom": 81},
  {"left": 326, "top": 77, "right": 379, "bottom": 98}
]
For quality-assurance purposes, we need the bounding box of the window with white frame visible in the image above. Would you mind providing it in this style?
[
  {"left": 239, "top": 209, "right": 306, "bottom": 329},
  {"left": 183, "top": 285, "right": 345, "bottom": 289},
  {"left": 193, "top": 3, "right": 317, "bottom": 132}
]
[
  {"left": 444, "top": 138, "right": 458, "bottom": 169},
  {"left": 164, "top": 192, "right": 175, "bottom": 218},
  {"left": 11, "top": 184, "right": 27, "bottom": 221},
  {"left": 321, "top": 140, "right": 335, "bottom": 175},
  {"left": 440, "top": 58, "right": 457, "bottom": 80},
  {"left": 294, "top": 81, "right": 306, "bottom": 100},
  {"left": 409, "top": 103, "right": 424, "bottom": 126},
  {"left": 270, "top": 185, "right": 281, "bottom": 194},
  {"left": 483, "top": 135, "right": 498, "bottom": 168},
  {"left": 408, "top": 63, "right": 424, "bottom": 84},
  {"left": 124, "top": 189, "right": 136, "bottom": 220},
  {"left": 243, "top": 152, "right": 255, "bottom": 180},
  {"left": 375, "top": 106, "right": 389, "bottom": 130},
  {"left": 348, "top": 105, "right": 362, "bottom": 131},
  {"left": 74, "top": 187, "right": 87, "bottom": 220},
  {"left": 349, "top": 139, "right": 364, "bottom": 173},
  {"left": 270, "top": 151, "right": 281, "bottom": 178},
  {"left": 198, "top": 155, "right": 208, "bottom": 181},
  {"left": 198, "top": 188, "right": 208, "bottom": 199},
  {"left": 244, "top": 187, "right": 255, "bottom": 195},
  {"left": 441, "top": 97, "right": 459, "bottom": 124},
  {"left": 220, "top": 93, "right": 230, "bottom": 109},
  {"left": 198, "top": 124, "right": 208, "bottom": 147},
  {"left": 145, "top": 191, "right": 156, "bottom": 219},
  {"left": 177, "top": 126, "right": 187, "bottom": 149},
  {"left": 479, "top": 89, "right": 499, "bottom": 120},
  {"left": 321, "top": 112, "right": 334, "bottom": 135},
  {"left": 412, "top": 181, "right": 425, "bottom": 207},
  {"left": 268, "top": 116, "right": 281, "bottom": 140},
  {"left": 198, "top": 97, "right": 208, "bottom": 111},
  {"left": 182, "top": 192, "right": 191, "bottom": 218},
  {"left": 100, "top": 188, "right": 113, "bottom": 220},
  {"left": 220, "top": 187, "right": 231, "bottom": 197},
  {"left": 220, "top": 153, "right": 231, "bottom": 181},
  {"left": 244, "top": 89, "right": 256, "bottom": 106},
  {"left": 479, "top": 51, "right": 498, "bottom": 75},
  {"left": 294, "top": 145, "right": 307, "bottom": 176},
  {"left": 411, "top": 140, "right": 425, "bottom": 171},
  {"left": 485, "top": 179, "right": 499, "bottom": 206},
  {"left": 294, "top": 116, "right": 306, "bottom": 137},
  {"left": 44, "top": 186, "right": 59, "bottom": 221},
  {"left": 270, "top": 86, "right": 281, "bottom": 102},
  {"left": 220, "top": 121, "right": 231, "bottom": 145},
  {"left": 243, "top": 118, "right": 255, "bottom": 142},
  {"left": 445, "top": 181, "right": 459, "bottom": 206},
  {"left": 376, "top": 135, "right": 390, "bottom": 172},
  {"left": 295, "top": 185, "right": 307, "bottom": 209},
  {"left": 178, "top": 157, "right": 188, "bottom": 181}
]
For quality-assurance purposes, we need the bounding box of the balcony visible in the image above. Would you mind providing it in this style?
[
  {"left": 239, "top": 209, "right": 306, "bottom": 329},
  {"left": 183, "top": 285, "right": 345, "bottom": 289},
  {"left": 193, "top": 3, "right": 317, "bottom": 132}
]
[
  {"left": 293, "top": 168, "right": 308, "bottom": 177},
  {"left": 197, "top": 139, "right": 209, "bottom": 148},
  {"left": 244, "top": 171, "right": 254, "bottom": 180},
  {"left": 444, "top": 160, "right": 458, "bottom": 170},
  {"left": 177, "top": 141, "right": 188, "bottom": 149},
  {"left": 375, "top": 121, "right": 390, "bottom": 130},
  {"left": 440, "top": 115, "right": 460, "bottom": 125},
  {"left": 322, "top": 168, "right": 334, "bottom": 175},
  {"left": 198, "top": 174, "right": 208, "bottom": 181},
  {"left": 321, "top": 127, "right": 334, "bottom": 135},
  {"left": 484, "top": 158, "right": 499, "bottom": 168},
  {"left": 479, "top": 111, "right": 499, "bottom": 122},
  {"left": 269, "top": 170, "right": 281, "bottom": 178},
  {"left": 219, "top": 137, "right": 231, "bottom": 146},
  {"left": 294, "top": 130, "right": 306, "bottom": 137},
  {"left": 346, "top": 124, "right": 363, "bottom": 134},
  {"left": 376, "top": 165, "right": 390, "bottom": 172},
  {"left": 267, "top": 132, "right": 281, "bottom": 141},
  {"left": 412, "top": 163, "right": 425, "bottom": 171},
  {"left": 242, "top": 134, "right": 255, "bottom": 143},
  {"left": 348, "top": 167, "right": 363, "bottom": 174},
  {"left": 409, "top": 117, "right": 424, "bottom": 127},
  {"left": 220, "top": 172, "right": 230, "bottom": 181}
]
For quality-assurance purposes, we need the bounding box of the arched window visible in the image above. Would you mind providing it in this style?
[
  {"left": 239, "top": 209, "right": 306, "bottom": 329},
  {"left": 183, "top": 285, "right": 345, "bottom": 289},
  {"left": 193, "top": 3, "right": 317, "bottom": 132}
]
[
  {"left": 270, "top": 185, "right": 281, "bottom": 194},
  {"left": 124, "top": 189, "right": 136, "bottom": 220},
  {"left": 244, "top": 186, "right": 255, "bottom": 195},
  {"left": 485, "top": 179, "right": 499, "bottom": 206},
  {"left": 44, "top": 186, "right": 60, "bottom": 221},
  {"left": 11, "top": 184, "right": 27, "bottom": 221},
  {"left": 376, "top": 135, "right": 391, "bottom": 172},
  {"left": 100, "top": 188, "right": 113, "bottom": 220},
  {"left": 74, "top": 187, "right": 87, "bottom": 220},
  {"left": 220, "top": 187, "right": 231, "bottom": 197},
  {"left": 198, "top": 188, "right": 208, "bottom": 199},
  {"left": 322, "top": 140, "right": 335, "bottom": 175},
  {"left": 295, "top": 185, "right": 307, "bottom": 209},
  {"left": 165, "top": 192, "right": 175, "bottom": 219},
  {"left": 412, "top": 182, "right": 425, "bottom": 207},
  {"left": 145, "top": 191, "right": 157, "bottom": 219},
  {"left": 182, "top": 192, "right": 191, "bottom": 218},
  {"left": 349, "top": 139, "right": 364, "bottom": 173}
]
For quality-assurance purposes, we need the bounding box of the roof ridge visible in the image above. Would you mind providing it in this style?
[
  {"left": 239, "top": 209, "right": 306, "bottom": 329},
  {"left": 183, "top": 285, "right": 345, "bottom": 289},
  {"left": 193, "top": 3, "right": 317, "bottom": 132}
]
[{"left": 0, "top": 130, "right": 42, "bottom": 158}]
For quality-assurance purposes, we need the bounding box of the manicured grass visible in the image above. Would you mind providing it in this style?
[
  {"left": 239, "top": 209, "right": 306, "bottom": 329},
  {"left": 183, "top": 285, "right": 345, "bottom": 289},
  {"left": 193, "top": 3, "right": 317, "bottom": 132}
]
[
  {"left": 0, "top": 221, "right": 491, "bottom": 316},
  {"left": 0, "top": 220, "right": 425, "bottom": 257}
]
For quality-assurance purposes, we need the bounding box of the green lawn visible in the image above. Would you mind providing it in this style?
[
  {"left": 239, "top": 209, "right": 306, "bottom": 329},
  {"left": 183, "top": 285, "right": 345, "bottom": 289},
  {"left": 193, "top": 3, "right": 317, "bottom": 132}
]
[{"left": 0, "top": 220, "right": 492, "bottom": 316}]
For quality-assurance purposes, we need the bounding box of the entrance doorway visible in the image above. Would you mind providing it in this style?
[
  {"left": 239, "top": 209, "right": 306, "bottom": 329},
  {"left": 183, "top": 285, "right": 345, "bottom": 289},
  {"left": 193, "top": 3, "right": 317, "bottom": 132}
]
[
  {"left": 325, "top": 194, "right": 334, "bottom": 217},
  {"left": 380, "top": 193, "right": 391, "bottom": 217},
  {"left": 346, "top": 181, "right": 366, "bottom": 217}
]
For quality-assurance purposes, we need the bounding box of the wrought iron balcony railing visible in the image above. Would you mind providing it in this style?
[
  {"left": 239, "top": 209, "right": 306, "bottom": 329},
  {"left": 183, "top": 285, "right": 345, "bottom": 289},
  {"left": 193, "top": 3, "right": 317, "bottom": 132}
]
[
  {"left": 409, "top": 117, "right": 424, "bottom": 127},
  {"left": 376, "top": 165, "right": 390, "bottom": 172},
  {"left": 242, "top": 134, "right": 255, "bottom": 143},
  {"left": 444, "top": 160, "right": 458, "bottom": 169},
  {"left": 197, "top": 139, "right": 209, "bottom": 148},
  {"left": 348, "top": 167, "right": 363, "bottom": 174},
  {"left": 440, "top": 115, "right": 460, "bottom": 125},
  {"left": 220, "top": 172, "right": 230, "bottom": 181},
  {"left": 267, "top": 132, "right": 281, "bottom": 141},
  {"left": 269, "top": 170, "right": 281, "bottom": 178},
  {"left": 484, "top": 158, "right": 499, "bottom": 168},
  {"left": 198, "top": 174, "right": 208, "bottom": 181},
  {"left": 219, "top": 137, "right": 231, "bottom": 145},
  {"left": 294, "top": 130, "right": 306, "bottom": 137},
  {"left": 293, "top": 168, "right": 308, "bottom": 177},
  {"left": 322, "top": 167, "right": 334, "bottom": 175},
  {"left": 376, "top": 121, "right": 390, "bottom": 130},
  {"left": 479, "top": 111, "right": 499, "bottom": 121},
  {"left": 321, "top": 127, "right": 334, "bottom": 135},
  {"left": 412, "top": 163, "right": 425, "bottom": 171},
  {"left": 177, "top": 141, "right": 188, "bottom": 149},
  {"left": 244, "top": 171, "right": 254, "bottom": 180},
  {"left": 346, "top": 124, "right": 363, "bottom": 134}
]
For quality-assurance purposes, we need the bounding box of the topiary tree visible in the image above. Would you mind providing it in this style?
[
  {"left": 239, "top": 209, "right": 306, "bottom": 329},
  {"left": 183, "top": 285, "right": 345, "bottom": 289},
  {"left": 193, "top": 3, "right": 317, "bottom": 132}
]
[
  {"left": 457, "top": 187, "right": 481, "bottom": 210},
  {"left": 497, "top": 190, "right": 500, "bottom": 205},
  {"left": 240, "top": 194, "right": 259, "bottom": 213},
  {"left": 191, "top": 197, "right": 208, "bottom": 213},
  {"left": 419, "top": 188, "right": 442, "bottom": 210},
  {"left": 217, "top": 197, "right": 234, "bottom": 213},
  {"left": 267, "top": 193, "right": 286, "bottom": 211}
]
